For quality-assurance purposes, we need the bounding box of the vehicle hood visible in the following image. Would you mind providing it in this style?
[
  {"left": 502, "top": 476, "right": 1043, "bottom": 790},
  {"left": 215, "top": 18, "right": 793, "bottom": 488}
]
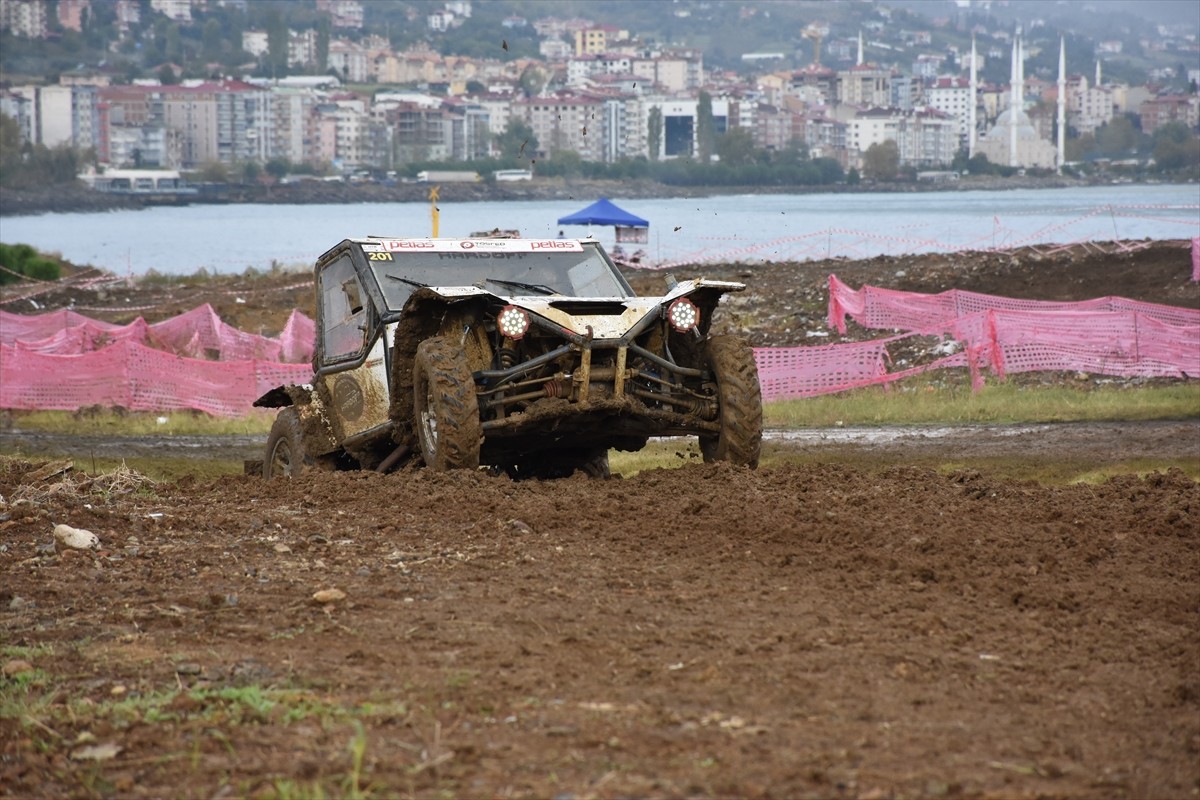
[{"left": 419, "top": 278, "right": 744, "bottom": 340}]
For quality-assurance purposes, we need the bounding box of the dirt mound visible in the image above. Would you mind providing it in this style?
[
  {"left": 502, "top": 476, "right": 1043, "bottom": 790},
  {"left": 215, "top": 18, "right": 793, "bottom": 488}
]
[
  {"left": 1, "top": 458, "right": 1196, "bottom": 797},
  {"left": 626, "top": 239, "right": 1200, "bottom": 347}
]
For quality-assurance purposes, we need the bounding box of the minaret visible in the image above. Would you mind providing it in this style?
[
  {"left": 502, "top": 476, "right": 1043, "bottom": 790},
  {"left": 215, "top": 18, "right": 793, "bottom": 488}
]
[
  {"left": 1057, "top": 37, "right": 1066, "bottom": 173},
  {"left": 1095, "top": 59, "right": 1102, "bottom": 87},
  {"left": 969, "top": 35, "right": 977, "bottom": 158},
  {"left": 857, "top": 31, "right": 864, "bottom": 66},
  {"left": 1019, "top": 35, "right": 1025, "bottom": 96},
  {"left": 1009, "top": 34, "right": 1019, "bottom": 167}
]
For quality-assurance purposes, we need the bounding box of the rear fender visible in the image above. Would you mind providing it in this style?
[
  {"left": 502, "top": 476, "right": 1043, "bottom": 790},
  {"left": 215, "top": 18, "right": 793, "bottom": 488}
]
[{"left": 253, "top": 384, "right": 339, "bottom": 458}]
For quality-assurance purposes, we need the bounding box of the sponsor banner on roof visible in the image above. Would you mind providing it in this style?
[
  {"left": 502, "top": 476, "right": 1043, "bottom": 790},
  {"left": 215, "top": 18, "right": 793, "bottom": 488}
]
[{"left": 373, "top": 239, "right": 584, "bottom": 253}]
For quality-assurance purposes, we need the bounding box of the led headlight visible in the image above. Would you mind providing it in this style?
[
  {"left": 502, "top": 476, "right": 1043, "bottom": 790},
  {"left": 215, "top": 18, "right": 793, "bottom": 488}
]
[
  {"left": 667, "top": 297, "right": 700, "bottom": 332},
  {"left": 497, "top": 305, "right": 530, "bottom": 340}
]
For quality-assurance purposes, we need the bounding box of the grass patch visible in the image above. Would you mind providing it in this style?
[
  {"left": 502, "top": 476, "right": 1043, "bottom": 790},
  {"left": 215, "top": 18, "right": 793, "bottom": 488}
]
[
  {"left": 2, "top": 643, "right": 56, "bottom": 662},
  {"left": 4, "top": 409, "right": 276, "bottom": 436},
  {"left": 2, "top": 656, "right": 396, "bottom": 799},
  {"left": 266, "top": 721, "right": 373, "bottom": 800},
  {"left": 6, "top": 665, "right": 407, "bottom": 733},
  {"left": 609, "top": 439, "right": 836, "bottom": 477},
  {"left": 763, "top": 380, "right": 1200, "bottom": 427},
  {"left": 82, "top": 455, "right": 245, "bottom": 481}
]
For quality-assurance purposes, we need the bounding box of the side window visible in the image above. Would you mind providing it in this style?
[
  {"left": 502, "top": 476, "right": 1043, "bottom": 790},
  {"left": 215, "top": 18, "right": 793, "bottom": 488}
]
[{"left": 320, "top": 254, "right": 368, "bottom": 362}]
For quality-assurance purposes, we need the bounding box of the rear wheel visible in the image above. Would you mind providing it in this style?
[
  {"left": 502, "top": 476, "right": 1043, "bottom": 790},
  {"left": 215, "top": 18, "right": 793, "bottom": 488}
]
[
  {"left": 413, "top": 337, "right": 482, "bottom": 470},
  {"left": 502, "top": 448, "right": 610, "bottom": 480},
  {"left": 699, "top": 335, "right": 763, "bottom": 468},
  {"left": 263, "top": 408, "right": 310, "bottom": 478},
  {"left": 579, "top": 449, "right": 611, "bottom": 478}
]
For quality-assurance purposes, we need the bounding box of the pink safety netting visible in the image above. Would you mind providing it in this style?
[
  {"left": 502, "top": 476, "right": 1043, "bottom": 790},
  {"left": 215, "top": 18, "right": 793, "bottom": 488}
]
[
  {"left": 0, "top": 303, "right": 314, "bottom": 363},
  {"left": 2, "top": 285, "right": 1196, "bottom": 413},
  {"left": 754, "top": 337, "right": 977, "bottom": 402},
  {"left": 747, "top": 277, "right": 1199, "bottom": 402},
  {"left": 827, "top": 275, "right": 1200, "bottom": 333},
  {"left": 0, "top": 340, "right": 312, "bottom": 416},
  {"left": 0, "top": 304, "right": 314, "bottom": 416},
  {"left": 756, "top": 304, "right": 1198, "bottom": 402},
  {"left": 950, "top": 308, "right": 1200, "bottom": 380}
]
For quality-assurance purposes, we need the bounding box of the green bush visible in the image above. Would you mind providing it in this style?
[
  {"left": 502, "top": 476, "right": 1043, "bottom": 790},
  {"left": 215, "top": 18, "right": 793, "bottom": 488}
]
[{"left": 0, "top": 242, "right": 62, "bottom": 284}]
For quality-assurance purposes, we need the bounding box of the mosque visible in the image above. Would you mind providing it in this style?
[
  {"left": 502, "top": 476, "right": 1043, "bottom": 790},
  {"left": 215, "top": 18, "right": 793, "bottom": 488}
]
[{"left": 973, "top": 33, "right": 1064, "bottom": 171}]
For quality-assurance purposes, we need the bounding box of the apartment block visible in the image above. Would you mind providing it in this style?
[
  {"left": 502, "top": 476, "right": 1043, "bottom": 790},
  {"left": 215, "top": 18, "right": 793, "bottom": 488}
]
[
  {"left": 849, "top": 107, "right": 957, "bottom": 169},
  {"left": 925, "top": 76, "right": 973, "bottom": 137},
  {"left": 838, "top": 64, "right": 893, "bottom": 109},
  {"left": 1140, "top": 94, "right": 1199, "bottom": 134},
  {"left": 0, "top": 0, "right": 48, "bottom": 38},
  {"left": 516, "top": 93, "right": 605, "bottom": 161}
]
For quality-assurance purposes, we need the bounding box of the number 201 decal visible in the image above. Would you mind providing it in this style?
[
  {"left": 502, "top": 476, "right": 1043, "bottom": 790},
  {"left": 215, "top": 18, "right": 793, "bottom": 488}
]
[{"left": 366, "top": 251, "right": 393, "bottom": 261}]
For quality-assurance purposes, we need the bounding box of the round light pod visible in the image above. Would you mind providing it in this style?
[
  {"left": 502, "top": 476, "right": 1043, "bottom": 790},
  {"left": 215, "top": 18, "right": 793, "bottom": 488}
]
[
  {"left": 667, "top": 297, "right": 700, "bottom": 332},
  {"left": 497, "top": 305, "right": 530, "bottom": 340}
]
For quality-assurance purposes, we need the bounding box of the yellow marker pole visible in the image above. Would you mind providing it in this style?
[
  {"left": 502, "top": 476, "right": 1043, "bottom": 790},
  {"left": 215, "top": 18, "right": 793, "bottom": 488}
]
[{"left": 429, "top": 186, "right": 440, "bottom": 237}]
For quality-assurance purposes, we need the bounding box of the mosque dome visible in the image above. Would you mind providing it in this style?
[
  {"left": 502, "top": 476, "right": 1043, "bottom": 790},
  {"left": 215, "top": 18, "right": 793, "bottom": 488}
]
[{"left": 987, "top": 107, "right": 1042, "bottom": 141}]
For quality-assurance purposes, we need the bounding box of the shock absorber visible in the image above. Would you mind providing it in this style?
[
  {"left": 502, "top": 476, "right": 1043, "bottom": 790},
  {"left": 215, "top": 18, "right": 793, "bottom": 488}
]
[{"left": 496, "top": 345, "right": 518, "bottom": 370}]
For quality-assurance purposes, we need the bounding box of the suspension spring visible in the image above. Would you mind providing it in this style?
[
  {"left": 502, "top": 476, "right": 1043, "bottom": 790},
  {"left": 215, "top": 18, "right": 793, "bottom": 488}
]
[{"left": 496, "top": 346, "right": 518, "bottom": 370}]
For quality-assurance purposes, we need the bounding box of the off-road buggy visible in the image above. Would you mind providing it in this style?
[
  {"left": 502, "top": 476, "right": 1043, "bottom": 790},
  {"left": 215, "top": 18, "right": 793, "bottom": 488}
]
[{"left": 254, "top": 236, "right": 762, "bottom": 478}]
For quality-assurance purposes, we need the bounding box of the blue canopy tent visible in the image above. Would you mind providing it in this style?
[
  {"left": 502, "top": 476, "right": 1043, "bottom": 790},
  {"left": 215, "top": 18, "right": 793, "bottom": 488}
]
[{"left": 557, "top": 198, "right": 649, "bottom": 244}]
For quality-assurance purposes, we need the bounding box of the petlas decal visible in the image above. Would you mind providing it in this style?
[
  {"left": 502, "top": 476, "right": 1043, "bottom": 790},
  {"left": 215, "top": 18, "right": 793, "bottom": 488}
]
[{"left": 377, "top": 239, "right": 584, "bottom": 253}]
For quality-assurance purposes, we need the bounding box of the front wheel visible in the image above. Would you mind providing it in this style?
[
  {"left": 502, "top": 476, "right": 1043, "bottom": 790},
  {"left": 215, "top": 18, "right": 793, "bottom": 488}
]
[
  {"left": 413, "top": 337, "right": 482, "bottom": 470},
  {"left": 699, "top": 335, "right": 763, "bottom": 468},
  {"left": 263, "top": 408, "right": 311, "bottom": 478}
]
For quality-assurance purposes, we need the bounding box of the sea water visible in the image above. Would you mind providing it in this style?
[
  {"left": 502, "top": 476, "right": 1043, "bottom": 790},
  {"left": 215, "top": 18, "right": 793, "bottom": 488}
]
[{"left": 2, "top": 183, "right": 1196, "bottom": 276}]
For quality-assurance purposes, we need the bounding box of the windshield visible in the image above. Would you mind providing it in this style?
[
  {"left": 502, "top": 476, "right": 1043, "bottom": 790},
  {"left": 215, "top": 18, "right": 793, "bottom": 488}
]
[{"left": 363, "top": 240, "right": 635, "bottom": 311}]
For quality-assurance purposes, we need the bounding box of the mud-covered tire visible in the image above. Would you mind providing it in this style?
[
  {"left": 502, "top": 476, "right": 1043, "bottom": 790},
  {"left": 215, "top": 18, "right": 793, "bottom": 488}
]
[
  {"left": 699, "top": 335, "right": 763, "bottom": 468},
  {"left": 502, "top": 448, "right": 609, "bottom": 480},
  {"left": 413, "top": 336, "right": 482, "bottom": 470},
  {"left": 579, "top": 449, "right": 611, "bottom": 478},
  {"left": 263, "top": 408, "right": 311, "bottom": 478}
]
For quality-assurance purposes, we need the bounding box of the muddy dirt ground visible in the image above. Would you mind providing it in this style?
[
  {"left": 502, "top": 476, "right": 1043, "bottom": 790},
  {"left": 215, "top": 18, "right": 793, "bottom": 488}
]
[{"left": 1, "top": 239, "right": 1198, "bottom": 799}]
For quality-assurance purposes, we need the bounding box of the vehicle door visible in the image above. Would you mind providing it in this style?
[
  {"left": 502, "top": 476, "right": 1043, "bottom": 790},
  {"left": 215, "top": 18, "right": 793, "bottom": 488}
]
[{"left": 315, "top": 249, "right": 391, "bottom": 442}]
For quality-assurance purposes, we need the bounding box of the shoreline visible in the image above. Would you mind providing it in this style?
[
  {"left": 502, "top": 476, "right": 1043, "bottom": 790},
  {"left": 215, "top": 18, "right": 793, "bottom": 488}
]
[{"left": 2, "top": 173, "right": 1171, "bottom": 218}]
